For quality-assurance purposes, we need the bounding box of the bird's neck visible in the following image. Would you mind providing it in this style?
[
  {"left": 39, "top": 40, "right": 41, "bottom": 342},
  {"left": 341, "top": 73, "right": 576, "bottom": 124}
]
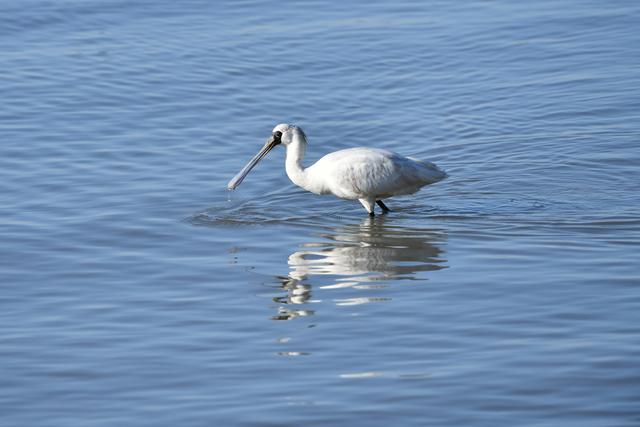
[{"left": 285, "top": 132, "right": 309, "bottom": 190}]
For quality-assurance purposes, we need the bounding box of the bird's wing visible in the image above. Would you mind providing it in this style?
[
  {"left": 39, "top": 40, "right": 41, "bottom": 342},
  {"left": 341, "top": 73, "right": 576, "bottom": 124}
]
[{"left": 313, "top": 148, "right": 408, "bottom": 198}]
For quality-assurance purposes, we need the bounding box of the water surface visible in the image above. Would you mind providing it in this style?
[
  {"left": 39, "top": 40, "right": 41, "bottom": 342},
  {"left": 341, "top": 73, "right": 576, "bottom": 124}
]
[{"left": 1, "top": 0, "right": 639, "bottom": 426}]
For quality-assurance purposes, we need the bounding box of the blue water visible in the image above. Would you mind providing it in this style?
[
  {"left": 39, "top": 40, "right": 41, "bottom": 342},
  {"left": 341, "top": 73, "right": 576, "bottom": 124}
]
[{"left": 1, "top": 1, "right": 640, "bottom": 426}]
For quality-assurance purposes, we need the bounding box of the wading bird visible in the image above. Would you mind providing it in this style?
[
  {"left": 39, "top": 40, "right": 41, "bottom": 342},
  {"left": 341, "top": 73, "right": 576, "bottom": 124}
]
[{"left": 227, "top": 124, "right": 447, "bottom": 216}]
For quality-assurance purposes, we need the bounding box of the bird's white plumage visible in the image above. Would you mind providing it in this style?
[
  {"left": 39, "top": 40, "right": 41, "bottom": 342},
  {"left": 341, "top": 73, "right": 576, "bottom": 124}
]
[
  {"left": 228, "top": 123, "right": 447, "bottom": 215},
  {"left": 306, "top": 147, "right": 445, "bottom": 199}
]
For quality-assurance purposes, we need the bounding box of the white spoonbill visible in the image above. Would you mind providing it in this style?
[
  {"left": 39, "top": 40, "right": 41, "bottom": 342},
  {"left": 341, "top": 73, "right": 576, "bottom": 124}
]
[{"left": 227, "top": 124, "right": 447, "bottom": 216}]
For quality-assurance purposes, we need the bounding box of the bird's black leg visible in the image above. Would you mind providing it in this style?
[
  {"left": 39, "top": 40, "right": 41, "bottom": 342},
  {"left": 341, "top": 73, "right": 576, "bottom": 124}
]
[
  {"left": 376, "top": 200, "right": 391, "bottom": 213},
  {"left": 368, "top": 211, "right": 375, "bottom": 217}
]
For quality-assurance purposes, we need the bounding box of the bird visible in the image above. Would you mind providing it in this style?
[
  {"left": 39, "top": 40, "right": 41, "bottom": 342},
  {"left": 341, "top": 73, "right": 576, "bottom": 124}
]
[{"left": 227, "top": 124, "right": 447, "bottom": 216}]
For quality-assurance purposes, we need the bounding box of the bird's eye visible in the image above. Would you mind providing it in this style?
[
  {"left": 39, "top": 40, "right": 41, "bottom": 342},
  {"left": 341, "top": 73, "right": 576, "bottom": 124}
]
[{"left": 274, "top": 131, "right": 283, "bottom": 138}]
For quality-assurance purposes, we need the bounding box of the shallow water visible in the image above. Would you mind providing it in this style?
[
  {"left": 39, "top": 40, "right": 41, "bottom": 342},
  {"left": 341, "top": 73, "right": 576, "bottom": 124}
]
[{"left": 1, "top": 0, "right": 640, "bottom": 425}]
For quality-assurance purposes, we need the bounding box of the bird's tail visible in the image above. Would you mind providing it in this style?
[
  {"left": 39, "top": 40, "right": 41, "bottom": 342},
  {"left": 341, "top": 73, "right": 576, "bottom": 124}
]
[{"left": 411, "top": 158, "right": 448, "bottom": 184}]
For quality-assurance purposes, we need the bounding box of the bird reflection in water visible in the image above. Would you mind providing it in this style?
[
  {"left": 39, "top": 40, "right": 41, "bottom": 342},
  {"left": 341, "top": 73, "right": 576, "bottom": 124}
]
[
  {"left": 271, "top": 214, "right": 447, "bottom": 320},
  {"left": 271, "top": 278, "right": 314, "bottom": 321}
]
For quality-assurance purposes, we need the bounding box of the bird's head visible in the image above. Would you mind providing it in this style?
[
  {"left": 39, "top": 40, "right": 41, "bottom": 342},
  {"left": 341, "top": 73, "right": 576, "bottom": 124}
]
[
  {"left": 227, "top": 123, "right": 305, "bottom": 190},
  {"left": 272, "top": 123, "right": 306, "bottom": 146}
]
